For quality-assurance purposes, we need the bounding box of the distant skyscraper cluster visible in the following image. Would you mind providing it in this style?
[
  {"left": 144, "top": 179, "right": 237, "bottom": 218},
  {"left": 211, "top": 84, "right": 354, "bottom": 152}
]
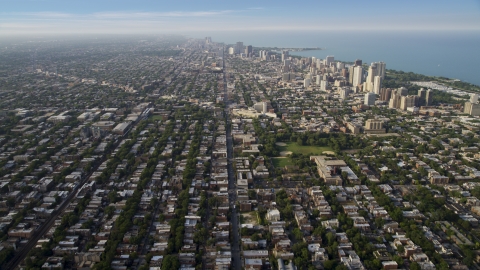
[
  {"left": 273, "top": 51, "right": 437, "bottom": 112},
  {"left": 227, "top": 41, "right": 257, "bottom": 58}
]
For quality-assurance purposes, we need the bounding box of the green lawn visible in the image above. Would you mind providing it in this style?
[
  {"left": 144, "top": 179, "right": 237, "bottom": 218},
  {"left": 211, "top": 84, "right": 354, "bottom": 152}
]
[
  {"left": 272, "top": 157, "right": 292, "bottom": 168},
  {"left": 278, "top": 142, "right": 333, "bottom": 155},
  {"left": 150, "top": 115, "right": 164, "bottom": 121}
]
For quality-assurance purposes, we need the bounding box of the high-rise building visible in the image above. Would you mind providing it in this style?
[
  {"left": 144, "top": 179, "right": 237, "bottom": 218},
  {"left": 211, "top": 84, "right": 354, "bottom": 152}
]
[
  {"left": 418, "top": 88, "right": 427, "bottom": 106},
  {"left": 245, "top": 45, "right": 253, "bottom": 56},
  {"left": 205, "top": 37, "right": 212, "bottom": 44},
  {"left": 365, "top": 64, "right": 377, "bottom": 92},
  {"left": 400, "top": 95, "right": 419, "bottom": 110},
  {"left": 470, "top": 94, "right": 479, "bottom": 103},
  {"left": 320, "top": 80, "right": 328, "bottom": 91},
  {"left": 236, "top": 42, "right": 244, "bottom": 54},
  {"left": 379, "top": 88, "right": 392, "bottom": 101},
  {"left": 368, "top": 62, "right": 387, "bottom": 79},
  {"left": 373, "top": 76, "right": 382, "bottom": 95},
  {"left": 398, "top": 87, "right": 408, "bottom": 96},
  {"left": 366, "top": 65, "right": 377, "bottom": 82},
  {"left": 281, "top": 51, "right": 289, "bottom": 61},
  {"left": 325, "top": 56, "right": 334, "bottom": 67},
  {"left": 352, "top": 66, "right": 363, "bottom": 87},
  {"left": 388, "top": 88, "right": 408, "bottom": 109},
  {"left": 426, "top": 89, "right": 433, "bottom": 106},
  {"left": 464, "top": 101, "right": 480, "bottom": 116},
  {"left": 282, "top": 59, "right": 291, "bottom": 72},
  {"left": 377, "top": 62, "right": 386, "bottom": 79},
  {"left": 364, "top": 92, "right": 376, "bottom": 106},
  {"left": 228, "top": 47, "right": 235, "bottom": 55},
  {"left": 354, "top": 59, "right": 362, "bottom": 66},
  {"left": 389, "top": 90, "right": 401, "bottom": 109},
  {"left": 259, "top": 50, "right": 270, "bottom": 60},
  {"left": 304, "top": 78, "right": 311, "bottom": 87},
  {"left": 340, "top": 88, "right": 350, "bottom": 99},
  {"left": 316, "top": 75, "right": 321, "bottom": 85},
  {"left": 348, "top": 66, "right": 355, "bottom": 85},
  {"left": 336, "top": 62, "right": 345, "bottom": 70}
]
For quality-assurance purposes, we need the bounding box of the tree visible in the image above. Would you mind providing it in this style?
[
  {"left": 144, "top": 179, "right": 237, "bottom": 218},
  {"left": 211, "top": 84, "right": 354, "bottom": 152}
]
[
  {"left": 297, "top": 137, "right": 304, "bottom": 146},
  {"left": 326, "top": 232, "right": 336, "bottom": 246},
  {"left": 393, "top": 255, "right": 403, "bottom": 267},
  {"left": 104, "top": 206, "right": 115, "bottom": 219},
  {"left": 293, "top": 228, "right": 303, "bottom": 241},
  {"left": 323, "top": 260, "right": 336, "bottom": 270},
  {"left": 162, "top": 255, "right": 180, "bottom": 269},
  {"left": 410, "top": 262, "right": 421, "bottom": 270}
]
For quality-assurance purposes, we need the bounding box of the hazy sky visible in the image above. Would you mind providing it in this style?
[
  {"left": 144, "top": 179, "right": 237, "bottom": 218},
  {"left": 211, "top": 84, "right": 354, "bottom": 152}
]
[{"left": 1, "top": 0, "right": 480, "bottom": 35}]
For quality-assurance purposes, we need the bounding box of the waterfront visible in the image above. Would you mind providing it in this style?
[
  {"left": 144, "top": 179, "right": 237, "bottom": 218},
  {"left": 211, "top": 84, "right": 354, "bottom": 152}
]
[{"left": 191, "top": 30, "right": 480, "bottom": 86}]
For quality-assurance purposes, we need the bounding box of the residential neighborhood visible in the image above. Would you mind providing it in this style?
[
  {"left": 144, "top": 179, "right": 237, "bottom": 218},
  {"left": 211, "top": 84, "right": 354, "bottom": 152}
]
[{"left": 0, "top": 36, "right": 480, "bottom": 270}]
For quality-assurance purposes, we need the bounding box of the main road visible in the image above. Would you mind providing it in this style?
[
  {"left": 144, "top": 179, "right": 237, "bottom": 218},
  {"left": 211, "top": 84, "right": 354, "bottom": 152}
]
[{"left": 222, "top": 46, "right": 242, "bottom": 270}]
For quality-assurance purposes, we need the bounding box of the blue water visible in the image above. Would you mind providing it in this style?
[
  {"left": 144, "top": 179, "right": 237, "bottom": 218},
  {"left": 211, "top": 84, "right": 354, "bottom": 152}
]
[{"left": 188, "top": 30, "right": 480, "bottom": 86}]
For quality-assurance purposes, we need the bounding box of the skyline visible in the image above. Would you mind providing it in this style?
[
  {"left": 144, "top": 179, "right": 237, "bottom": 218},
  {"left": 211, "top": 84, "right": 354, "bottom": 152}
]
[{"left": 1, "top": 0, "right": 480, "bottom": 35}]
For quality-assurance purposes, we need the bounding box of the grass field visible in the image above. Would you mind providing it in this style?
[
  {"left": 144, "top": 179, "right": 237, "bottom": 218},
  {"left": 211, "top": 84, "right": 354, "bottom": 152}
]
[
  {"left": 150, "top": 115, "right": 164, "bottom": 121},
  {"left": 278, "top": 142, "right": 333, "bottom": 155},
  {"left": 272, "top": 157, "right": 292, "bottom": 168}
]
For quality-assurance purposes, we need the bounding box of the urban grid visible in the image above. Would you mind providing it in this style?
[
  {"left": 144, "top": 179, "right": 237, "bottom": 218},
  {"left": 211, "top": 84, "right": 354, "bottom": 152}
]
[{"left": 1, "top": 36, "right": 480, "bottom": 270}]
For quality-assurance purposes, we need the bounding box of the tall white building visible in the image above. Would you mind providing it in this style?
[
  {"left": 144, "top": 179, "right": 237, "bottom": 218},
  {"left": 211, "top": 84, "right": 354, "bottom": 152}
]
[
  {"left": 365, "top": 65, "right": 377, "bottom": 92},
  {"left": 377, "top": 62, "right": 386, "bottom": 79},
  {"left": 320, "top": 80, "right": 328, "bottom": 91},
  {"left": 352, "top": 66, "right": 363, "bottom": 88},
  {"left": 464, "top": 101, "right": 480, "bottom": 116},
  {"left": 316, "top": 75, "right": 321, "bottom": 85},
  {"left": 228, "top": 47, "right": 235, "bottom": 55},
  {"left": 304, "top": 78, "right": 311, "bottom": 88},
  {"left": 470, "top": 93, "right": 479, "bottom": 103},
  {"left": 259, "top": 50, "right": 270, "bottom": 60},
  {"left": 373, "top": 76, "right": 382, "bottom": 95},
  {"left": 340, "top": 88, "right": 349, "bottom": 99}
]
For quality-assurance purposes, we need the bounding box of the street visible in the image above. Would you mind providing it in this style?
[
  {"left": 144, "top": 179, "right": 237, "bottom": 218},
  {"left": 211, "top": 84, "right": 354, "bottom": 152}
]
[{"left": 223, "top": 46, "right": 242, "bottom": 270}]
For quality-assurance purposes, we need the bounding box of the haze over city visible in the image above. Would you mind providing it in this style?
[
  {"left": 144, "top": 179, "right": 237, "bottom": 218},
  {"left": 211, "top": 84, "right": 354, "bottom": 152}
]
[{"left": 2, "top": 0, "right": 480, "bottom": 34}]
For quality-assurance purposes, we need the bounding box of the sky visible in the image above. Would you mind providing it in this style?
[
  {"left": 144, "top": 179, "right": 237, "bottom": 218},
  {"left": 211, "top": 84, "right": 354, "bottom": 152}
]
[{"left": 1, "top": 0, "right": 480, "bottom": 35}]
